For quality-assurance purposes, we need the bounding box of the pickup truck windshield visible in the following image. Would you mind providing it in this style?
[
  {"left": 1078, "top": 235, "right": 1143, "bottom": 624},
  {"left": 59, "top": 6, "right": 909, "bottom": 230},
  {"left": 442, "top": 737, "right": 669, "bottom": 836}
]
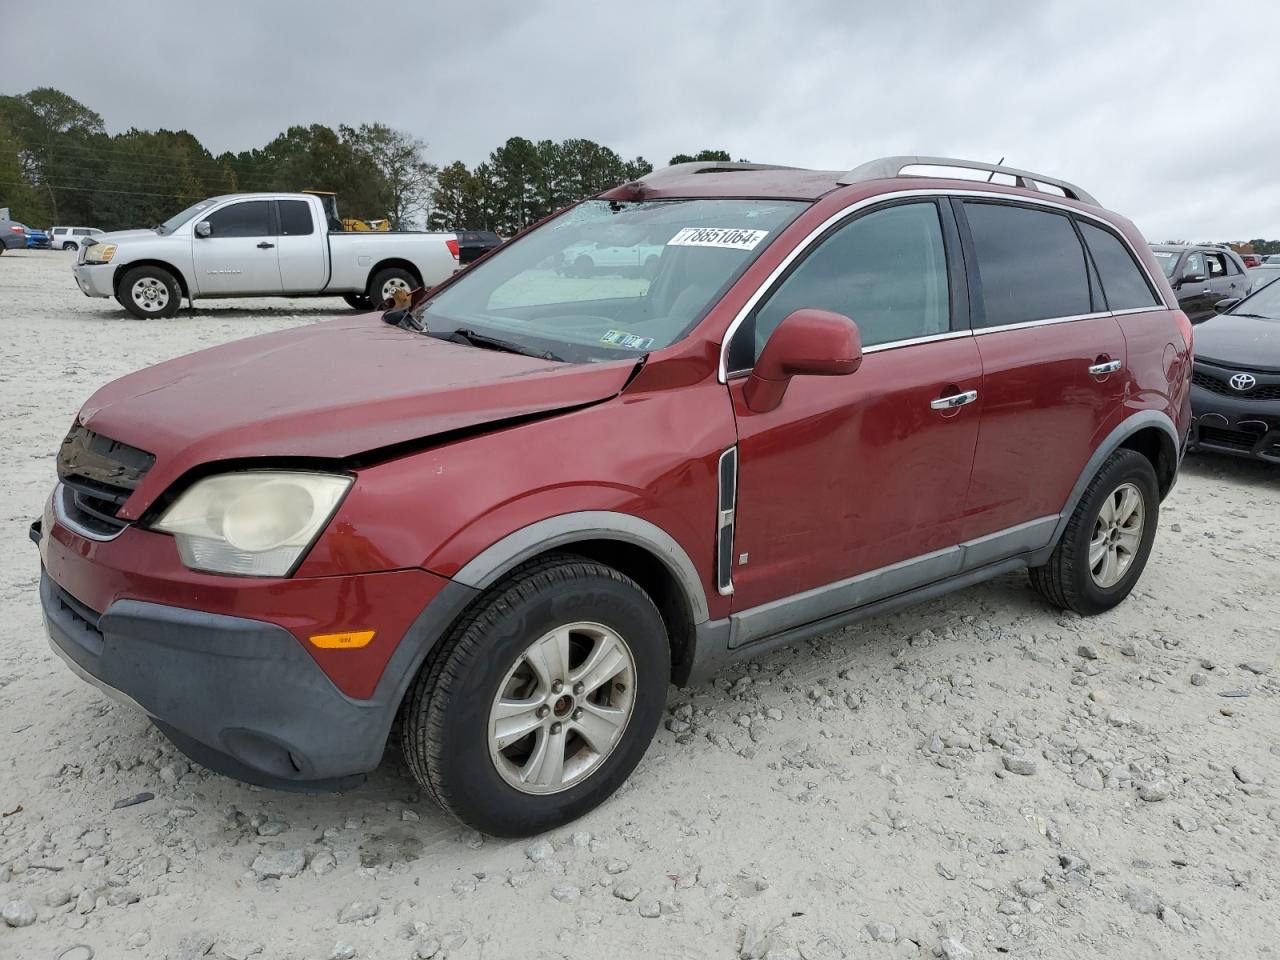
[
  {"left": 415, "top": 198, "right": 806, "bottom": 363},
  {"left": 157, "top": 199, "right": 217, "bottom": 235}
]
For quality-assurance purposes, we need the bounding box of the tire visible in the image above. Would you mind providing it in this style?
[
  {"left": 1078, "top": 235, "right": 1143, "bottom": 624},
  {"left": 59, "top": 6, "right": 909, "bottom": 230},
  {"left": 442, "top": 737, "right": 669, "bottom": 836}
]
[
  {"left": 573, "top": 255, "right": 594, "bottom": 278},
  {"left": 342, "top": 292, "right": 373, "bottom": 311},
  {"left": 62, "top": 242, "right": 77, "bottom": 251},
  {"left": 367, "top": 266, "right": 418, "bottom": 308},
  {"left": 1029, "top": 449, "right": 1159, "bottom": 615},
  {"left": 116, "top": 265, "right": 182, "bottom": 319},
  {"left": 402, "top": 555, "right": 670, "bottom": 837}
]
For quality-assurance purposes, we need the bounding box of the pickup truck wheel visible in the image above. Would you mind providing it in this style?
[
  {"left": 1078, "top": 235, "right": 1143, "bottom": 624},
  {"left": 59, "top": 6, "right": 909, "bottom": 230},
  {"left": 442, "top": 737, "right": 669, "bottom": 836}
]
[
  {"left": 1029, "top": 449, "right": 1159, "bottom": 615},
  {"left": 573, "top": 254, "right": 594, "bottom": 278},
  {"left": 401, "top": 555, "right": 669, "bottom": 837},
  {"left": 342, "top": 292, "right": 373, "bottom": 310},
  {"left": 116, "top": 265, "right": 181, "bottom": 319},
  {"left": 368, "top": 267, "right": 417, "bottom": 308}
]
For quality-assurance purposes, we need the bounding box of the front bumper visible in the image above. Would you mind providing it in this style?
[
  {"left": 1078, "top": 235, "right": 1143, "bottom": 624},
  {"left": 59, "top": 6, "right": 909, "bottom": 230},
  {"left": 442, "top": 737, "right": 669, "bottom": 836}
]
[
  {"left": 35, "top": 495, "right": 478, "bottom": 790},
  {"left": 72, "top": 262, "right": 115, "bottom": 298},
  {"left": 1189, "top": 366, "right": 1280, "bottom": 463}
]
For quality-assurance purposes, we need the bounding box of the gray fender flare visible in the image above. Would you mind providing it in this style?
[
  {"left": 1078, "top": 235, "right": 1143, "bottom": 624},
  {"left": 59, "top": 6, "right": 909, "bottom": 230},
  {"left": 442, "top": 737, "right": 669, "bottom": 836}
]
[
  {"left": 1044, "top": 410, "right": 1180, "bottom": 556},
  {"left": 452, "top": 511, "right": 711, "bottom": 623}
]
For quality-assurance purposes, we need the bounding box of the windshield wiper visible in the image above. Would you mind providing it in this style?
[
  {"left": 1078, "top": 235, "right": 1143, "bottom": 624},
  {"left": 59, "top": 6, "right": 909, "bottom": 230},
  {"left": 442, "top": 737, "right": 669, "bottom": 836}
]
[
  {"left": 443, "top": 328, "right": 564, "bottom": 362},
  {"left": 1231, "top": 312, "right": 1275, "bottom": 320}
]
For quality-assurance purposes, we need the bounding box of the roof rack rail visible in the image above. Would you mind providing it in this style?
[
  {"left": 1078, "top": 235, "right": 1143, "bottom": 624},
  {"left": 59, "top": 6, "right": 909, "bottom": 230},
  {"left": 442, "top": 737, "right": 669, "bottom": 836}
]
[
  {"left": 838, "top": 156, "right": 1099, "bottom": 206},
  {"left": 638, "top": 161, "right": 804, "bottom": 183}
]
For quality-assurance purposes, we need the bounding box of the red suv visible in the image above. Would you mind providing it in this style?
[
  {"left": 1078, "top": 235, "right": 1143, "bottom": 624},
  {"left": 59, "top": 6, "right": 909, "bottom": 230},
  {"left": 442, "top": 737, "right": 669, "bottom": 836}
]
[{"left": 34, "top": 157, "right": 1191, "bottom": 837}]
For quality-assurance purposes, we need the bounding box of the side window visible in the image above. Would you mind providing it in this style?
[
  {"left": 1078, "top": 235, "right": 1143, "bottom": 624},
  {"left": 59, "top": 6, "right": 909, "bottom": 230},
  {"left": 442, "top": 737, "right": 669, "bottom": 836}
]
[
  {"left": 1078, "top": 222, "right": 1159, "bottom": 311},
  {"left": 1184, "top": 252, "right": 1206, "bottom": 279},
  {"left": 1205, "top": 252, "right": 1227, "bottom": 277},
  {"left": 746, "top": 201, "right": 950, "bottom": 360},
  {"left": 962, "top": 202, "right": 1091, "bottom": 326},
  {"left": 277, "top": 200, "right": 315, "bottom": 236},
  {"left": 73, "top": 228, "right": 88, "bottom": 236},
  {"left": 205, "top": 201, "right": 272, "bottom": 238}
]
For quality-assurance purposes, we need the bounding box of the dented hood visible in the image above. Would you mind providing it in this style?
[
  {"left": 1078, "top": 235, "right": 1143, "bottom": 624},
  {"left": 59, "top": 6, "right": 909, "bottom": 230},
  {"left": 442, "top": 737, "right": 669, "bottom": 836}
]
[{"left": 80, "top": 315, "right": 637, "bottom": 518}]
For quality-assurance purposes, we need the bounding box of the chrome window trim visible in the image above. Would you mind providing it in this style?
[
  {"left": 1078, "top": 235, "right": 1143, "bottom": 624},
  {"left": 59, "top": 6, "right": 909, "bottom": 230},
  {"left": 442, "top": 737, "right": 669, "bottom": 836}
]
[
  {"left": 1110, "top": 306, "right": 1165, "bottom": 317},
  {"left": 53, "top": 482, "right": 128, "bottom": 543},
  {"left": 861, "top": 329, "right": 971, "bottom": 355},
  {"left": 718, "top": 188, "right": 1170, "bottom": 382},
  {"left": 971, "top": 311, "right": 1112, "bottom": 335}
]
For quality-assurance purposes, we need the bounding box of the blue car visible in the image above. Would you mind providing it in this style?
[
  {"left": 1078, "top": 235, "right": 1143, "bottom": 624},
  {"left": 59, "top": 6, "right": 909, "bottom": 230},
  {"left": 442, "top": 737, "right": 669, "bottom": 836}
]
[{"left": 25, "top": 226, "right": 51, "bottom": 249}]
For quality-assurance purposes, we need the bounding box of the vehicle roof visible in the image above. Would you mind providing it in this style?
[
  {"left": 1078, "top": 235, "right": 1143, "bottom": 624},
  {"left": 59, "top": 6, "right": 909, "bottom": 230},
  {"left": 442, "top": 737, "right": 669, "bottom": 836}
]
[
  {"left": 202, "top": 192, "right": 320, "bottom": 203},
  {"left": 599, "top": 157, "right": 1102, "bottom": 207}
]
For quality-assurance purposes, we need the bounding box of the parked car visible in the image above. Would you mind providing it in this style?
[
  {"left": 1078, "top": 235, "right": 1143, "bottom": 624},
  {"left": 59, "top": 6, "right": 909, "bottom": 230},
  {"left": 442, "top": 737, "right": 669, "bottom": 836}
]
[
  {"left": 0, "top": 217, "right": 26, "bottom": 253},
  {"left": 1150, "top": 243, "right": 1252, "bottom": 322},
  {"left": 25, "top": 226, "right": 51, "bottom": 249},
  {"left": 456, "top": 229, "right": 503, "bottom": 265},
  {"left": 1263, "top": 254, "right": 1280, "bottom": 264},
  {"left": 1188, "top": 280, "right": 1280, "bottom": 462},
  {"left": 70, "top": 193, "right": 461, "bottom": 318},
  {"left": 1241, "top": 253, "right": 1263, "bottom": 268},
  {"left": 34, "top": 156, "right": 1190, "bottom": 836},
  {"left": 50, "top": 226, "right": 105, "bottom": 251}
]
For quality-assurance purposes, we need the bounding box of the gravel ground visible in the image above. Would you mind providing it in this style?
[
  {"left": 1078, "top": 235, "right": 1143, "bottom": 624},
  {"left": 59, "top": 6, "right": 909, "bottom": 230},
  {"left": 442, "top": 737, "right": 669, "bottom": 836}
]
[{"left": 1, "top": 247, "right": 1279, "bottom": 960}]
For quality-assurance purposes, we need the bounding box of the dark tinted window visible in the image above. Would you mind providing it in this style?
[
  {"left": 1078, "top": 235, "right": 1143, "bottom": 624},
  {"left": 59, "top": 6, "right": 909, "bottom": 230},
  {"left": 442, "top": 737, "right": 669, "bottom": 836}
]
[
  {"left": 963, "top": 202, "right": 1091, "bottom": 326},
  {"left": 277, "top": 200, "right": 314, "bottom": 236},
  {"left": 1079, "top": 222, "right": 1159, "bottom": 310},
  {"left": 205, "top": 200, "right": 271, "bottom": 238},
  {"left": 747, "top": 201, "right": 950, "bottom": 359}
]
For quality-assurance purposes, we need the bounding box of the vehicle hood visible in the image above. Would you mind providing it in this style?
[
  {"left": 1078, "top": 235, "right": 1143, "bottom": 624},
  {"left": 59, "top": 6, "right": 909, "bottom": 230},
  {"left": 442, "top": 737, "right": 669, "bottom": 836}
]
[
  {"left": 92, "top": 229, "right": 164, "bottom": 244},
  {"left": 78, "top": 315, "right": 638, "bottom": 518},
  {"left": 1194, "top": 313, "right": 1280, "bottom": 370}
]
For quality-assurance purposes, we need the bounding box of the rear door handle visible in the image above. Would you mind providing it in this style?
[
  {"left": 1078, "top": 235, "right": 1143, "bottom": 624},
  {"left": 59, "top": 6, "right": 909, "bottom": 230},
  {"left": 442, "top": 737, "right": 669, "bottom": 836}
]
[
  {"left": 1088, "top": 359, "right": 1122, "bottom": 375},
  {"left": 257, "top": 241, "right": 275, "bottom": 249},
  {"left": 930, "top": 389, "right": 978, "bottom": 410}
]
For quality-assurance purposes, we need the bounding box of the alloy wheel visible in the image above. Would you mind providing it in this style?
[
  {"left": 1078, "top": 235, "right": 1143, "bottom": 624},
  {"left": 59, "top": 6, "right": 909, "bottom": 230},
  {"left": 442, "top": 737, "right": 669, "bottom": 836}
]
[
  {"left": 488, "top": 621, "right": 636, "bottom": 795},
  {"left": 1089, "top": 481, "right": 1145, "bottom": 588}
]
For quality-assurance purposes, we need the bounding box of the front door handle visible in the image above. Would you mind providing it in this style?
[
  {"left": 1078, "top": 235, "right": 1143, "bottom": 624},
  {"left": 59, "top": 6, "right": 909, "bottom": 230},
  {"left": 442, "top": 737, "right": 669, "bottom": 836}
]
[
  {"left": 930, "top": 389, "right": 978, "bottom": 410},
  {"left": 1088, "top": 359, "right": 1122, "bottom": 375},
  {"left": 257, "top": 241, "right": 275, "bottom": 249}
]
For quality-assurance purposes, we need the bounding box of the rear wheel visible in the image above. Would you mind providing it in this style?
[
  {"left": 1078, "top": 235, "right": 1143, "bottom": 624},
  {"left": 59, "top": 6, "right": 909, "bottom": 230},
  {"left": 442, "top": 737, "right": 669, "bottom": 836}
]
[
  {"left": 342, "top": 292, "right": 373, "bottom": 311},
  {"left": 116, "top": 265, "right": 181, "bottom": 319},
  {"left": 1029, "top": 449, "right": 1159, "bottom": 615},
  {"left": 62, "top": 242, "right": 77, "bottom": 251},
  {"left": 401, "top": 556, "right": 669, "bottom": 837},
  {"left": 367, "top": 267, "right": 418, "bottom": 309}
]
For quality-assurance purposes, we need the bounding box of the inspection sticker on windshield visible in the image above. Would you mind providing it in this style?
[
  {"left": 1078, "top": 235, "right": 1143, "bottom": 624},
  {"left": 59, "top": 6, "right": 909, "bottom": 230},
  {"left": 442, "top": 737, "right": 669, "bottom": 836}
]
[
  {"left": 600, "top": 330, "right": 655, "bottom": 350},
  {"left": 668, "top": 227, "right": 769, "bottom": 250}
]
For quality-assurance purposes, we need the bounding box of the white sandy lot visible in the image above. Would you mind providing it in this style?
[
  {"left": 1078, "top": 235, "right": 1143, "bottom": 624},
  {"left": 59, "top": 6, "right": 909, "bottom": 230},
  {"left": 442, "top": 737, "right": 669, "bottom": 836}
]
[{"left": 1, "top": 247, "right": 1278, "bottom": 960}]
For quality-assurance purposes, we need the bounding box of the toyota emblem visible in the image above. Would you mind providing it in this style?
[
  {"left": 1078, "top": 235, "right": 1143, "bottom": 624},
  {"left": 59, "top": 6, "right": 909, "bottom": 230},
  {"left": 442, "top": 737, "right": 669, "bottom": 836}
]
[{"left": 1229, "top": 373, "right": 1257, "bottom": 391}]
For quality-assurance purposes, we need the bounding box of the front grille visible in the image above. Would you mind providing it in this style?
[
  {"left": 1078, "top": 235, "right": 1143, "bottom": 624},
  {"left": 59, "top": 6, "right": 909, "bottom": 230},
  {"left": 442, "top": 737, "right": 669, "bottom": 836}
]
[
  {"left": 1197, "top": 425, "right": 1259, "bottom": 451},
  {"left": 56, "top": 423, "right": 155, "bottom": 537},
  {"left": 1193, "top": 370, "right": 1280, "bottom": 401}
]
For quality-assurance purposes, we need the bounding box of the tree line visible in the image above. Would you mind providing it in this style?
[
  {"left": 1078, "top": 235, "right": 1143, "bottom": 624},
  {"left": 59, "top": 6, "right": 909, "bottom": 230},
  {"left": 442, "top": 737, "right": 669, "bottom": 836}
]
[{"left": 0, "top": 88, "right": 735, "bottom": 235}]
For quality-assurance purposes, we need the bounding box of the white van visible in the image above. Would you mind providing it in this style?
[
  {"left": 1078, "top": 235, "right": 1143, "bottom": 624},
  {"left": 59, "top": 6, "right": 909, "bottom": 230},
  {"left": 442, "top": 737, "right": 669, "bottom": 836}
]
[{"left": 50, "top": 226, "right": 104, "bottom": 251}]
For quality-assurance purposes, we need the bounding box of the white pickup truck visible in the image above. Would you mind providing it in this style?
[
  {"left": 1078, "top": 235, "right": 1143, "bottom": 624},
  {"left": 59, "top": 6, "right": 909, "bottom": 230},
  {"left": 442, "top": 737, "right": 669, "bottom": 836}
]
[{"left": 71, "top": 193, "right": 460, "bottom": 318}]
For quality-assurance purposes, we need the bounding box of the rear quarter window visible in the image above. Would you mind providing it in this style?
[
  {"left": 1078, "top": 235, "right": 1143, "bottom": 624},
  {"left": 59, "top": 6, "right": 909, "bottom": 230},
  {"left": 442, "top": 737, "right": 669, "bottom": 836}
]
[
  {"left": 1079, "top": 222, "right": 1159, "bottom": 311},
  {"left": 963, "top": 201, "right": 1092, "bottom": 326}
]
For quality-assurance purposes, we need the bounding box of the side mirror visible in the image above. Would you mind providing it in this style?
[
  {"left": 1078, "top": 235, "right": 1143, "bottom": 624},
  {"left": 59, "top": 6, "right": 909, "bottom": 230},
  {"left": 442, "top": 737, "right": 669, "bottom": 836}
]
[
  {"left": 194, "top": 221, "right": 212, "bottom": 239},
  {"left": 1179, "top": 272, "right": 1206, "bottom": 286},
  {"left": 743, "top": 308, "right": 862, "bottom": 413},
  {"left": 1213, "top": 297, "right": 1241, "bottom": 314}
]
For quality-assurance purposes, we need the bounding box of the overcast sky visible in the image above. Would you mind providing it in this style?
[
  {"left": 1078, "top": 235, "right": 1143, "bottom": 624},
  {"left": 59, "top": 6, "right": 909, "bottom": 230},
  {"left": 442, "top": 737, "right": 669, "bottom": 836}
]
[{"left": 6, "top": 0, "right": 1279, "bottom": 240}]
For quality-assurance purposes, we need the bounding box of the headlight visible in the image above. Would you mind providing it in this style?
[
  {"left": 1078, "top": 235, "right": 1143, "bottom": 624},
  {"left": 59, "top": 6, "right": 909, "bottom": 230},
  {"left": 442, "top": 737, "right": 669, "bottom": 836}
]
[
  {"left": 82, "top": 243, "right": 116, "bottom": 264},
  {"left": 152, "top": 472, "right": 352, "bottom": 576}
]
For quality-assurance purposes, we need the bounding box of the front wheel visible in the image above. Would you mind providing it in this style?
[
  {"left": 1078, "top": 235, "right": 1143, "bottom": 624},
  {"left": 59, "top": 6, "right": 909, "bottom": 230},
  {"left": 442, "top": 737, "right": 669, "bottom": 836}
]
[
  {"left": 367, "top": 267, "right": 418, "bottom": 309},
  {"left": 1029, "top": 449, "right": 1159, "bottom": 615},
  {"left": 401, "top": 556, "right": 670, "bottom": 837},
  {"left": 116, "top": 265, "right": 182, "bottom": 319}
]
